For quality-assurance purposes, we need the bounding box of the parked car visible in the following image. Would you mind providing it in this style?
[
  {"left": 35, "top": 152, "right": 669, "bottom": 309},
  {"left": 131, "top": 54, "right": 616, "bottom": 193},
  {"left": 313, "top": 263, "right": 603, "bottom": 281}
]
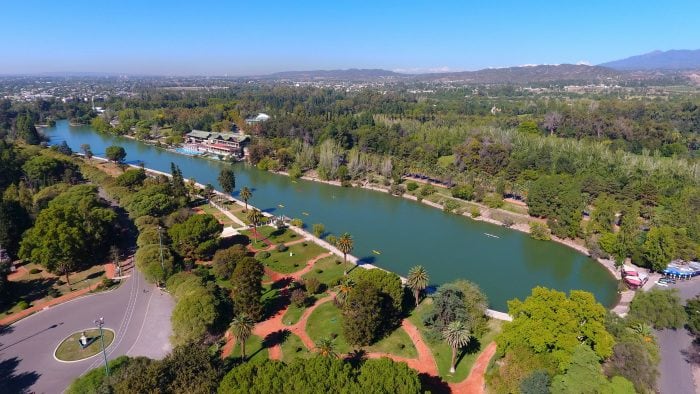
[{"left": 655, "top": 280, "right": 669, "bottom": 287}]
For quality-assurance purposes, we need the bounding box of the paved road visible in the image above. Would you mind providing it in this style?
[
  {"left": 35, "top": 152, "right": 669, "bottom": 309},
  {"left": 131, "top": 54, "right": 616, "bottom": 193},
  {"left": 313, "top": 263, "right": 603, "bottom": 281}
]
[
  {"left": 655, "top": 279, "right": 700, "bottom": 394},
  {"left": 0, "top": 265, "right": 174, "bottom": 393}
]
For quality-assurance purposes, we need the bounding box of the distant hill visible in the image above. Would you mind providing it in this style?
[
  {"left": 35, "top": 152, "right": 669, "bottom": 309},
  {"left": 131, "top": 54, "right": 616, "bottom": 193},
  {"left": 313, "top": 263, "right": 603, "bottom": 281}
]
[
  {"left": 415, "top": 64, "right": 622, "bottom": 84},
  {"left": 600, "top": 49, "right": 700, "bottom": 70},
  {"left": 257, "top": 68, "right": 406, "bottom": 81}
]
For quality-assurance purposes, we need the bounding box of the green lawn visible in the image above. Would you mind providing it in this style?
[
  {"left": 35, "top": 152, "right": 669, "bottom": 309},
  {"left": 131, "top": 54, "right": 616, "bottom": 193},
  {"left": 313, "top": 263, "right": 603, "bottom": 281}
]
[
  {"left": 241, "top": 226, "right": 300, "bottom": 244},
  {"left": 196, "top": 204, "right": 236, "bottom": 226},
  {"left": 227, "top": 334, "right": 269, "bottom": 363},
  {"left": 305, "top": 301, "right": 351, "bottom": 354},
  {"left": 305, "top": 301, "right": 418, "bottom": 359},
  {"left": 301, "top": 256, "right": 346, "bottom": 287},
  {"left": 55, "top": 329, "right": 115, "bottom": 361},
  {"left": 2, "top": 263, "right": 108, "bottom": 317},
  {"left": 280, "top": 332, "right": 314, "bottom": 362},
  {"left": 408, "top": 298, "right": 502, "bottom": 382},
  {"left": 259, "top": 242, "right": 327, "bottom": 274},
  {"left": 366, "top": 326, "right": 418, "bottom": 358},
  {"left": 225, "top": 203, "right": 252, "bottom": 225}
]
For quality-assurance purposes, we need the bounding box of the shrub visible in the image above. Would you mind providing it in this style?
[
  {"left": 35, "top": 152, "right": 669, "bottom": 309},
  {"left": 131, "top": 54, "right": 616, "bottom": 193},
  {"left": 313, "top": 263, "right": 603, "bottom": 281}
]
[
  {"left": 419, "top": 184, "right": 436, "bottom": 197},
  {"left": 326, "top": 235, "right": 338, "bottom": 246},
  {"left": 312, "top": 223, "right": 325, "bottom": 238},
  {"left": 29, "top": 268, "right": 42, "bottom": 274},
  {"left": 483, "top": 194, "right": 504, "bottom": 208},
  {"left": 290, "top": 218, "right": 303, "bottom": 227},
  {"left": 305, "top": 277, "right": 322, "bottom": 294},
  {"left": 443, "top": 200, "right": 459, "bottom": 213},
  {"left": 290, "top": 288, "right": 308, "bottom": 308},
  {"left": 471, "top": 207, "right": 481, "bottom": 218},
  {"left": 277, "top": 244, "right": 288, "bottom": 252},
  {"left": 406, "top": 182, "right": 419, "bottom": 192},
  {"left": 451, "top": 184, "right": 474, "bottom": 200},
  {"left": 101, "top": 277, "right": 113, "bottom": 288},
  {"left": 256, "top": 251, "right": 271, "bottom": 260},
  {"left": 390, "top": 184, "right": 405, "bottom": 196},
  {"left": 530, "top": 222, "right": 551, "bottom": 241},
  {"left": 48, "top": 288, "right": 61, "bottom": 298},
  {"left": 502, "top": 217, "right": 515, "bottom": 227},
  {"left": 16, "top": 300, "right": 30, "bottom": 310}
]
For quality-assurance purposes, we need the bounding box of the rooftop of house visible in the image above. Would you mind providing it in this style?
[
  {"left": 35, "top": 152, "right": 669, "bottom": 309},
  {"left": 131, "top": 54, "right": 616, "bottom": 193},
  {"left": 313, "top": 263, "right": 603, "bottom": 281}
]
[{"left": 187, "top": 130, "right": 249, "bottom": 143}]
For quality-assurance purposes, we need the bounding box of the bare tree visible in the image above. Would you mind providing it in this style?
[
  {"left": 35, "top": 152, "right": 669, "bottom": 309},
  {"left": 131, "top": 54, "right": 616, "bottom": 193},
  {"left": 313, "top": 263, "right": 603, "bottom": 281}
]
[{"left": 544, "top": 112, "right": 563, "bottom": 136}]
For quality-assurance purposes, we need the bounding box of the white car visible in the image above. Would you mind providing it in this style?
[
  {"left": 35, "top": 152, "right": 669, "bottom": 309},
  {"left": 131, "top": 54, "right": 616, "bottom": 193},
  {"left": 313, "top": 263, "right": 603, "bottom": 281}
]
[{"left": 655, "top": 280, "right": 669, "bottom": 287}]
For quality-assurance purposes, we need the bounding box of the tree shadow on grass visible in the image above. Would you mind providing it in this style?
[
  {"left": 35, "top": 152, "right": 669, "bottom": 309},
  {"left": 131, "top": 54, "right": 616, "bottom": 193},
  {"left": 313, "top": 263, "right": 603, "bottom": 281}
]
[
  {"left": 0, "top": 356, "right": 40, "bottom": 393},
  {"left": 262, "top": 329, "right": 291, "bottom": 348},
  {"left": 6, "top": 277, "right": 58, "bottom": 307},
  {"left": 455, "top": 336, "right": 482, "bottom": 368},
  {"left": 262, "top": 291, "right": 290, "bottom": 320},
  {"left": 419, "top": 373, "right": 451, "bottom": 394}
]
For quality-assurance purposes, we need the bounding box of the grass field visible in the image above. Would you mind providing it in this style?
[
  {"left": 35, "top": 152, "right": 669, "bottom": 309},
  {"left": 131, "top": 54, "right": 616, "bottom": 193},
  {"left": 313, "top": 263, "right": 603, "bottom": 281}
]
[
  {"left": 2, "top": 263, "right": 108, "bottom": 317},
  {"left": 301, "top": 256, "right": 346, "bottom": 287},
  {"left": 55, "top": 328, "right": 115, "bottom": 361},
  {"left": 305, "top": 301, "right": 417, "bottom": 359},
  {"left": 259, "top": 242, "right": 326, "bottom": 274},
  {"left": 227, "top": 334, "right": 269, "bottom": 362},
  {"left": 280, "top": 332, "right": 314, "bottom": 362},
  {"left": 282, "top": 295, "right": 319, "bottom": 326},
  {"left": 408, "top": 298, "right": 502, "bottom": 382},
  {"left": 196, "top": 204, "right": 236, "bottom": 226},
  {"left": 241, "top": 226, "right": 300, "bottom": 245}
]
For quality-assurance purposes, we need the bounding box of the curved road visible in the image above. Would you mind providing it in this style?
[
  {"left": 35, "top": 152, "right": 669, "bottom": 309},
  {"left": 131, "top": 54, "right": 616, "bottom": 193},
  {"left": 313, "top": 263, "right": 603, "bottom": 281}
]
[{"left": 0, "top": 265, "right": 174, "bottom": 393}]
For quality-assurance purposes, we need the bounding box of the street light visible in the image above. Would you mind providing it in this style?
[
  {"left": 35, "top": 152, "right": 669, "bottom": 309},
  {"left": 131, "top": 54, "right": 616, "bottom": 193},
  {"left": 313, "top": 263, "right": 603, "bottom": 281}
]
[
  {"left": 157, "top": 225, "right": 165, "bottom": 286},
  {"left": 94, "top": 317, "right": 109, "bottom": 377}
]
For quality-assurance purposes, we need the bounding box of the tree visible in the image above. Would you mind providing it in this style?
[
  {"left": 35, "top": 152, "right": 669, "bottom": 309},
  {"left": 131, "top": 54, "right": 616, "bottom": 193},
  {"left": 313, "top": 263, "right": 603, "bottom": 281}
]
[
  {"left": 497, "top": 287, "right": 614, "bottom": 371},
  {"left": 22, "top": 155, "right": 79, "bottom": 188},
  {"left": 629, "top": 288, "right": 686, "bottom": 329},
  {"left": 230, "top": 313, "right": 254, "bottom": 360},
  {"left": 687, "top": 296, "right": 700, "bottom": 336},
  {"left": 19, "top": 186, "right": 117, "bottom": 275},
  {"left": 314, "top": 337, "right": 338, "bottom": 358},
  {"left": 167, "top": 273, "right": 220, "bottom": 345},
  {"left": 606, "top": 340, "right": 659, "bottom": 393},
  {"left": 443, "top": 320, "right": 471, "bottom": 373},
  {"left": 168, "top": 214, "right": 222, "bottom": 261},
  {"left": 230, "top": 257, "right": 264, "bottom": 320},
  {"left": 334, "top": 277, "right": 354, "bottom": 307},
  {"left": 115, "top": 168, "right": 146, "bottom": 189},
  {"left": 203, "top": 183, "right": 215, "bottom": 200},
  {"left": 407, "top": 265, "right": 429, "bottom": 306},
  {"left": 80, "top": 143, "right": 93, "bottom": 159},
  {"left": 0, "top": 199, "right": 31, "bottom": 258},
  {"left": 336, "top": 232, "right": 354, "bottom": 275},
  {"left": 551, "top": 345, "right": 634, "bottom": 394},
  {"left": 312, "top": 223, "right": 325, "bottom": 238},
  {"left": 218, "top": 166, "right": 236, "bottom": 195},
  {"left": 520, "top": 370, "right": 551, "bottom": 394},
  {"left": 15, "top": 113, "right": 41, "bottom": 144},
  {"left": 239, "top": 186, "right": 252, "bottom": 211},
  {"left": 170, "top": 162, "right": 188, "bottom": 201},
  {"left": 212, "top": 244, "right": 247, "bottom": 280},
  {"left": 642, "top": 226, "right": 677, "bottom": 271},
  {"left": 135, "top": 244, "right": 175, "bottom": 283},
  {"left": 105, "top": 145, "right": 126, "bottom": 163},
  {"left": 56, "top": 259, "right": 76, "bottom": 288},
  {"left": 246, "top": 208, "right": 264, "bottom": 236},
  {"left": 424, "top": 280, "right": 488, "bottom": 338},
  {"left": 356, "top": 358, "right": 421, "bottom": 393},
  {"left": 342, "top": 280, "right": 383, "bottom": 346},
  {"left": 352, "top": 268, "right": 405, "bottom": 323}
]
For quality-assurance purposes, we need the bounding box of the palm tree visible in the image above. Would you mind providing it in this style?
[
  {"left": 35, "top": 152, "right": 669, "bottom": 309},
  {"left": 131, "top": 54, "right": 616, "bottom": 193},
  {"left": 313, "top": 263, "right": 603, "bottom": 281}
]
[
  {"left": 407, "top": 265, "right": 429, "bottom": 306},
  {"left": 443, "top": 320, "right": 471, "bottom": 374},
  {"left": 247, "top": 208, "right": 263, "bottom": 235},
  {"left": 230, "top": 313, "right": 254, "bottom": 360},
  {"left": 56, "top": 260, "right": 75, "bottom": 290},
  {"left": 334, "top": 277, "right": 355, "bottom": 307},
  {"left": 631, "top": 322, "right": 654, "bottom": 343},
  {"left": 336, "top": 233, "right": 354, "bottom": 275},
  {"left": 240, "top": 187, "right": 252, "bottom": 211},
  {"left": 314, "top": 337, "right": 338, "bottom": 358}
]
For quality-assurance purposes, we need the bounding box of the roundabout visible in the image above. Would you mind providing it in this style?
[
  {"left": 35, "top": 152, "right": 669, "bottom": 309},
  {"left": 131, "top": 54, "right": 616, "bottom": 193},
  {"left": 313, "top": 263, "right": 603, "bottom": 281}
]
[{"left": 54, "top": 328, "right": 115, "bottom": 362}]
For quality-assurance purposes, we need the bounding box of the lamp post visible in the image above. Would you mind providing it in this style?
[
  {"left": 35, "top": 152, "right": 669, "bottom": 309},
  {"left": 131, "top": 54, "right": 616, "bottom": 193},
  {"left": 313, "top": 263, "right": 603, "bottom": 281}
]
[
  {"left": 94, "top": 317, "right": 109, "bottom": 377},
  {"left": 157, "top": 225, "right": 165, "bottom": 286}
]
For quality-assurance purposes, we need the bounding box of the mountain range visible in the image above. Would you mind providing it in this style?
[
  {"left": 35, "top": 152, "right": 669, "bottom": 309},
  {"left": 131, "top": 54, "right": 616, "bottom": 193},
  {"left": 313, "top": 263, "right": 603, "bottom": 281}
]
[{"left": 599, "top": 49, "right": 700, "bottom": 70}]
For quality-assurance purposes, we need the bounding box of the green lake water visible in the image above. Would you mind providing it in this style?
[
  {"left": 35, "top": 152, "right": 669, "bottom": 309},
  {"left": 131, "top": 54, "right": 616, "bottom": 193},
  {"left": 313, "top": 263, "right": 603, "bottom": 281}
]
[{"left": 45, "top": 120, "right": 618, "bottom": 310}]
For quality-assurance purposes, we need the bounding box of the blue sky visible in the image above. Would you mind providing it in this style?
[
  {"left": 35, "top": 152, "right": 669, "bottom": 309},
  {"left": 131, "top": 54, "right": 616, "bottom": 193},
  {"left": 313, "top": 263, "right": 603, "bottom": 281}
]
[{"left": 2, "top": 1, "right": 699, "bottom": 75}]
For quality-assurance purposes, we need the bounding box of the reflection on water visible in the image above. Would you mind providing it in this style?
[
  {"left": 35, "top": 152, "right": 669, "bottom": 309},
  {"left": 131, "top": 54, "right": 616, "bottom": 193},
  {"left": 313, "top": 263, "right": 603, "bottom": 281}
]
[{"left": 44, "top": 120, "right": 618, "bottom": 310}]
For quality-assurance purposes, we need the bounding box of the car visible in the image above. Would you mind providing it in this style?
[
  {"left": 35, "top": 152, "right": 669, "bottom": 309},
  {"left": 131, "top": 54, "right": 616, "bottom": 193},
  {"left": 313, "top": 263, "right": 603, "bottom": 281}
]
[
  {"left": 658, "top": 277, "right": 676, "bottom": 284},
  {"left": 655, "top": 280, "right": 669, "bottom": 287}
]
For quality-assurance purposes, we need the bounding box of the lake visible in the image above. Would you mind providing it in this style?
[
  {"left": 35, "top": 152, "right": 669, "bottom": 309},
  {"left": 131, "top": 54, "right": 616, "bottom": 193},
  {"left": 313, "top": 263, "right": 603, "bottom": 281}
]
[{"left": 45, "top": 120, "right": 618, "bottom": 310}]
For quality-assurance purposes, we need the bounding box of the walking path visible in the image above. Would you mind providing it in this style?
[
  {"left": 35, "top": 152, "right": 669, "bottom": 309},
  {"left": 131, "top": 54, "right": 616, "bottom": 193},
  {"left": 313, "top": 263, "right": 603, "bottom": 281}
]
[{"left": 220, "top": 248, "right": 498, "bottom": 393}]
